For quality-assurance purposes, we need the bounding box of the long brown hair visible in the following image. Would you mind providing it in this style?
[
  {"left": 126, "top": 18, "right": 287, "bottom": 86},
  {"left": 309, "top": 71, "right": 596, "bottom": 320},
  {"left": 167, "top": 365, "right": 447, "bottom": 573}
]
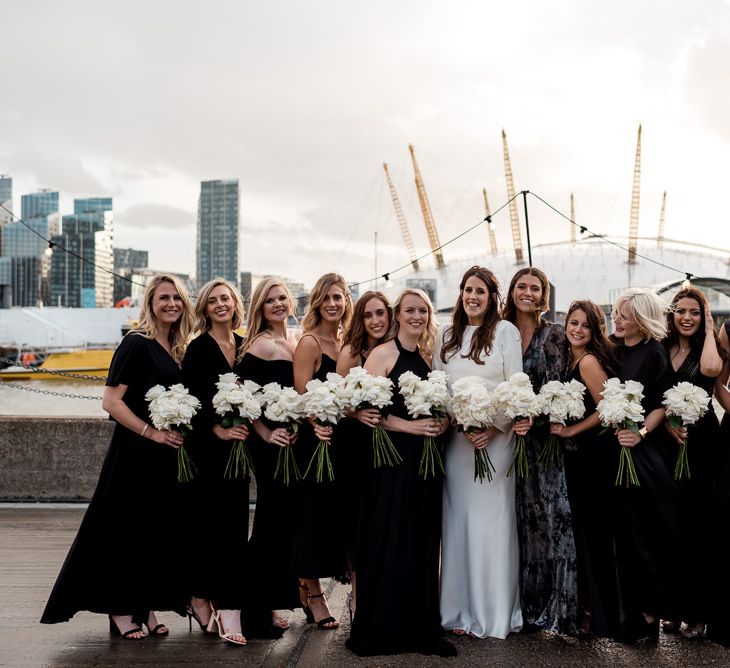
[
  {"left": 565, "top": 300, "right": 617, "bottom": 376},
  {"left": 441, "top": 266, "right": 502, "bottom": 365},
  {"left": 388, "top": 288, "right": 437, "bottom": 359},
  {"left": 502, "top": 266, "right": 550, "bottom": 327},
  {"left": 242, "top": 277, "right": 297, "bottom": 357},
  {"left": 134, "top": 274, "right": 194, "bottom": 363},
  {"left": 301, "top": 273, "right": 353, "bottom": 334},
  {"left": 342, "top": 291, "right": 392, "bottom": 360},
  {"left": 663, "top": 287, "right": 726, "bottom": 360}
]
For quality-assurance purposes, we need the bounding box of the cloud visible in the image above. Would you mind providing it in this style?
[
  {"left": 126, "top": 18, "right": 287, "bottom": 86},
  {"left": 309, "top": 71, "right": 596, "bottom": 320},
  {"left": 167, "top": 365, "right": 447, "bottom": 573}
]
[{"left": 117, "top": 203, "right": 194, "bottom": 230}]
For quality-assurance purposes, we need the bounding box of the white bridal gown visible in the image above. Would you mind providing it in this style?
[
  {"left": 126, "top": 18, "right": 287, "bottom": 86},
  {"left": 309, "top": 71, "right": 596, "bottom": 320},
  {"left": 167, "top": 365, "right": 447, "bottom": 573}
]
[{"left": 435, "top": 321, "right": 523, "bottom": 639}]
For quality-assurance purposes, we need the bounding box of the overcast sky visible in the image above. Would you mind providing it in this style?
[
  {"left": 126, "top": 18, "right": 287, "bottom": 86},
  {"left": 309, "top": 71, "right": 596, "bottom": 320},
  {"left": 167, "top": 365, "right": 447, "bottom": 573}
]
[{"left": 2, "top": 0, "right": 729, "bottom": 289}]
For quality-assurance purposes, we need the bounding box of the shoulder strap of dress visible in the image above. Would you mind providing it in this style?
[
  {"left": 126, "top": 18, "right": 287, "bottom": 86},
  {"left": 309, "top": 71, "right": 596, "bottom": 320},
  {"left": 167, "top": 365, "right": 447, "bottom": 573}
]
[
  {"left": 393, "top": 336, "right": 405, "bottom": 353},
  {"left": 299, "top": 333, "right": 322, "bottom": 351}
]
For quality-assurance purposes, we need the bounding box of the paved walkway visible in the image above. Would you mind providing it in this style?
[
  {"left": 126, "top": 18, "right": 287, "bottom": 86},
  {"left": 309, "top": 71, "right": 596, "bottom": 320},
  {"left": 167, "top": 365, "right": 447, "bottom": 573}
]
[{"left": 1, "top": 505, "right": 727, "bottom": 667}]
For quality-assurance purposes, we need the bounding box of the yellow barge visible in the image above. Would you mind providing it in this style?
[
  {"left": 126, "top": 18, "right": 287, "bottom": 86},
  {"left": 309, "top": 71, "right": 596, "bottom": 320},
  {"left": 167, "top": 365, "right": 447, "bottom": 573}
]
[{"left": 0, "top": 349, "right": 113, "bottom": 381}]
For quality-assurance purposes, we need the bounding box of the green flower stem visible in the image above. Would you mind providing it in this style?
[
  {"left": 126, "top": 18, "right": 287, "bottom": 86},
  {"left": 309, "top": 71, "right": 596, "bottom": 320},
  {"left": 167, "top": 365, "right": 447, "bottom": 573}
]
[
  {"left": 474, "top": 446, "right": 495, "bottom": 483},
  {"left": 372, "top": 425, "right": 402, "bottom": 468},
  {"left": 537, "top": 434, "right": 562, "bottom": 472},
  {"left": 304, "top": 440, "right": 335, "bottom": 482},
  {"left": 615, "top": 446, "right": 640, "bottom": 487},
  {"left": 419, "top": 436, "right": 445, "bottom": 480},
  {"left": 274, "top": 443, "right": 301, "bottom": 486},
  {"left": 507, "top": 434, "right": 529, "bottom": 478},
  {"left": 674, "top": 439, "right": 690, "bottom": 481},
  {"left": 224, "top": 439, "right": 255, "bottom": 479},
  {"left": 176, "top": 426, "right": 197, "bottom": 483}
]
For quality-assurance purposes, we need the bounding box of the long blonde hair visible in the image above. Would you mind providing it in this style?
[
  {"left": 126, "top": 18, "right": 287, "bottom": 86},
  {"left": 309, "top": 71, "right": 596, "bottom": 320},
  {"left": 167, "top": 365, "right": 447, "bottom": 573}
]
[
  {"left": 612, "top": 287, "right": 668, "bottom": 342},
  {"left": 389, "top": 288, "right": 437, "bottom": 359},
  {"left": 193, "top": 278, "right": 244, "bottom": 334},
  {"left": 242, "top": 277, "right": 297, "bottom": 355},
  {"left": 301, "top": 273, "right": 353, "bottom": 334},
  {"left": 134, "top": 274, "right": 194, "bottom": 363}
]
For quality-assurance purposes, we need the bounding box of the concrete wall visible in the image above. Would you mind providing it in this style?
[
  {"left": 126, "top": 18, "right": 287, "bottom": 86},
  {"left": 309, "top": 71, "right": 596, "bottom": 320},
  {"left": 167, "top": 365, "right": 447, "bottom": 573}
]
[{"left": 0, "top": 416, "right": 257, "bottom": 502}]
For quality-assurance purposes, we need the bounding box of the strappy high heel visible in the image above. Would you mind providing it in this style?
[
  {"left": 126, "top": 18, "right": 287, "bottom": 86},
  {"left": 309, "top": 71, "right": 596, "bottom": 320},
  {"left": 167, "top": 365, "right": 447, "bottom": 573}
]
[
  {"left": 305, "top": 592, "right": 338, "bottom": 630},
  {"left": 109, "top": 616, "right": 145, "bottom": 640},
  {"left": 207, "top": 608, "right": 247, "bottom": 646},
  {"left": 299, "top": 582, "right": 314, "bottom": 623},
  {"left": 187, "top": 603, "right": 215, "bottom": 634}
]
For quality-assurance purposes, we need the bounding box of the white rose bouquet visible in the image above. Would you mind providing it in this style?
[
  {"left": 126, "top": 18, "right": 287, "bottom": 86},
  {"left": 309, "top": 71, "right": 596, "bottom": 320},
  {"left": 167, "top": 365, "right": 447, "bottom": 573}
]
[
  {"left": 491, "top": 372, "right": 541, "bottom": 478},
  {"left": 451, "top": 376, "right": 497, "bottom": 483},
  {"left": 662, "top": 381, "right": 711, "bottom": 481},
  {"left": 536, "top": 379, "right": 586, "bottom": 471},
  {"left": 398, "top": 369, "right": 450, "bottom": 479},
  {"left": 343, "top": 366, "right": 401, "bottom": 469},
  {"left": 212, "top": 372, "right": 262, "bottom": 479},
  {"left": 145, "top": 383, "right": 202, "bottom": 483},
  {"left": 261, "top": 382, "right": 307, "bottom": 485},
  {"left": 302, "top": 372, "right": 349, "bottom": 482},
  {"left": 596, "top": 378, "right": 645, "bottom": 487}
]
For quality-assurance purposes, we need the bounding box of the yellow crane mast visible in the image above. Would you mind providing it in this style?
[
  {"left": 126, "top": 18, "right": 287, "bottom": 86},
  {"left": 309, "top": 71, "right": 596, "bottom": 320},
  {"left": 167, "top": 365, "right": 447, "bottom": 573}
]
[
  {"left": 383, "top": 163, "right": 420, "bottom": 271},
  {"left": 501, "top": 130, "right": 524, "bottom": 264},
  {"left": 628, "top": 124, "right": 642, "bottom": 264},
  {"left": 657, "top": 190, "right": 667, "bottom": 248},
  {"left": 570, "top": 192, "right": 576, "bottom": 244},
  {"left": 408, "top": 144, "right": 445, "bottom": 269},
  {"left": 482, "top": 188, "right": 498, "bottom": 256}
]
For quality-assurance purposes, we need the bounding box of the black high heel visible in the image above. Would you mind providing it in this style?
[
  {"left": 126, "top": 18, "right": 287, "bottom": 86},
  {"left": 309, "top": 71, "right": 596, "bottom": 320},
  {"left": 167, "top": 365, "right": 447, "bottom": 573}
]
[
  {"left": 187, "top": 603, "right": 215, "bottom": 634},
  {"left": 299, "top": 583, "right": 314, "bottom": 623},
  {"left": 109, "top": 616, "right": 145, "bottom": 640},
  {"left": 306, "top": 593, "right": 338, "bottom": 630}
]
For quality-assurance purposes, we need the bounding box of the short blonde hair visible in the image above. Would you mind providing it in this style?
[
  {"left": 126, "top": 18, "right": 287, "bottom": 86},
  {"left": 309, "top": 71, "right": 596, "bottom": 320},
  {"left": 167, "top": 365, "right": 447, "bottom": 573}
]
[
  {"left": 301, "top": 273, "right": 353, "bottom": 334},
  {"left": 390, "top": 288, "right": 437, "bottom": 359},
  {"left": 613, "top": 287, "right": 668, "bottom": 342}
]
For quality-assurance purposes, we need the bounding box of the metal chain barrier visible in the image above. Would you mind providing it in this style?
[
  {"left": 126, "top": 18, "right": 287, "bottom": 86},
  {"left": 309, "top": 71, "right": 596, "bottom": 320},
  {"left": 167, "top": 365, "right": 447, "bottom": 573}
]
[
  {"left": 0, "top": 380, "right": 102, "bottom": 401},
  {"left": 0, "top": 355, "right": 107, "bottom": 382}
]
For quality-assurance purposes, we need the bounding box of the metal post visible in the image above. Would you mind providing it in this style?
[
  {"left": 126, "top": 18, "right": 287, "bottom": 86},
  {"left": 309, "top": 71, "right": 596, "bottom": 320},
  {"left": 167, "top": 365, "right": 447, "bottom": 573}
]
[{"left": 522, "top": 191, "right": 533, "bottom": 266}]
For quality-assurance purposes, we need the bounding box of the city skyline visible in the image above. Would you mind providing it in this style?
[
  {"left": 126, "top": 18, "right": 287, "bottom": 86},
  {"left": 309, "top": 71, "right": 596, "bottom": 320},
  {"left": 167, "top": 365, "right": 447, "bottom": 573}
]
[{"left": 1, "top": 1, "right": 730, "bottom": 290}]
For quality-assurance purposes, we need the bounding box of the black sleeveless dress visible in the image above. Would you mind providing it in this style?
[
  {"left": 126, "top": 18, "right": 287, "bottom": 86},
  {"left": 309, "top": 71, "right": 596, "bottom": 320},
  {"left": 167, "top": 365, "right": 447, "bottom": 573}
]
[
  {"left": 346, "top": 338, "right": 455, "bottom": 657},
  {"left": 181, "top": 332, "right": 249, "bottom": 610},
  {"left": 290, "top": 348, "right": 348, "bottom": 579},
  {"left": 668, "top": 350, "right": 720, "bottom": 624},
  {"left": 611, "top": 338, "right": 683, "bottom": 641},
  {"left": 238, "top": 353, "right": 300, "bottom": 614},
  {"left": 41, "top": 334, "right": 188, "bottom": 624},
  {"left": 562, "top": 357, "right": 621, "bottom": 639}
]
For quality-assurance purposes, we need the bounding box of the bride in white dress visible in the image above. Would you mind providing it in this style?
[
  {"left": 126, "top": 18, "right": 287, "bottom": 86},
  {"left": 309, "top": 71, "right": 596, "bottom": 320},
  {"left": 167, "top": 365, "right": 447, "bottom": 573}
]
[{"left": 434, "top": 266, "right": 523, "bottom": 639}]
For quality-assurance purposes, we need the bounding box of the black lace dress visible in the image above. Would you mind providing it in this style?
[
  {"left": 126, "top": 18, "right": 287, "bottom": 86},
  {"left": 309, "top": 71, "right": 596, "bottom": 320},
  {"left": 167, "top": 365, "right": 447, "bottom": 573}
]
[
  {"left": 291, "top": 349, "right": 348, "bottom": 580},
  {"left": 346, "top": 338, "right": 456, "bottom": 657},
  {"left": 562, "top": 357, "right": 621, "bottom": 639},
  {"left": 41, "top": 334, "right": 188, "bottom": 625},
  {"left": 611, "top": 338, "right": 683, "bottom": 641},
  {"left": 181, "top": 332, "right": 249, "bottom": 610},
  {"left": 238, "top": 353, "right": 300, "bottom": 615},
  {"left": 516, "top": 321, "right": 578, "bottom": 634}
]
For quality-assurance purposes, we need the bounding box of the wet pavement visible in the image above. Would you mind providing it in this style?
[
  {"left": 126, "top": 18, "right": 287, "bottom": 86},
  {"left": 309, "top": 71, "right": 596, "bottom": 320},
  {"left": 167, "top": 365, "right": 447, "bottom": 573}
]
[{"left": 1, "top": 504, "right": 728, "bottom": 667}]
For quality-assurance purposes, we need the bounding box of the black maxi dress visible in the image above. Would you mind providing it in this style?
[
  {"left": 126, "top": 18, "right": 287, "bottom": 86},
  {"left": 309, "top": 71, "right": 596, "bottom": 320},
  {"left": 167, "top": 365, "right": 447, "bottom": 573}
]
[
  {"left": 181, "top": 332, "right": 249, "bottom": 611},
  {"left": 516, "top": 321, "right": 578, "bottom": 635},
  {"left": 612, "top": 338, "right": 683, "bottom": 641},
  {"left": 667, "top": 350, "right": 720, "bottom": 625},
  {"left": 562, "top": 357, "right": 622, "bottom": 639},
  {"left": 41, "top": 333, "right": 188, "bottom": 625},
  {"left": 238, "top": 352, "right": 300, "bottom": 618},
  {"left": 291, "top": 338, "right": 347, "bottom": 580},
  {"left": 705, "top": 320, "right": 730, "bottom": 645},
  {"left": 346, "top": 338, "right": 456, "bottom": 657}
]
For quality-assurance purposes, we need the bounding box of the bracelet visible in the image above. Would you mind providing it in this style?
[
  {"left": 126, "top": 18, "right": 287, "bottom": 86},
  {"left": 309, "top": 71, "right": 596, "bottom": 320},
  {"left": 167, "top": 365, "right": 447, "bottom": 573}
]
[{"left": 141, "top": 424, "right": 150, "bottom": 438}]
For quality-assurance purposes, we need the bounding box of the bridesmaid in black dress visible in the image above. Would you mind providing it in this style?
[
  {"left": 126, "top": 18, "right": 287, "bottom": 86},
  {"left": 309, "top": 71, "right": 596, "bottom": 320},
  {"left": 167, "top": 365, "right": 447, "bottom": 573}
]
[
  {"left": 347, "top": 288, "right": 456, "bottom": 657},
  {"left": 336, "top": 290, "right": 393, "bottom": 620},
  {"left": 502, "top": 267, "right": 578, "bottom": 635},
  {"left": 238, "top": 277, "right": 300, "bottom": 633},
  {"left": 660, "top": 288, "right": 723, "bottom": 639},
  {"left": 707, "top": 318, "right": 730, "bottom": 646},
  {"left": 292, "top": 273, "right": 353, "bottom": 629},
  {"left": 610, "top": 287, "right": 683, "bottom": 642},
  {"left": 550, "top": 300, "right": 621, "bottom": 639},
  {"left": 41, "top": 274, "right": 194, "bottom": 638},
  {"left": 181, "top": 278, "right": 249, "bottom": 646}
]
